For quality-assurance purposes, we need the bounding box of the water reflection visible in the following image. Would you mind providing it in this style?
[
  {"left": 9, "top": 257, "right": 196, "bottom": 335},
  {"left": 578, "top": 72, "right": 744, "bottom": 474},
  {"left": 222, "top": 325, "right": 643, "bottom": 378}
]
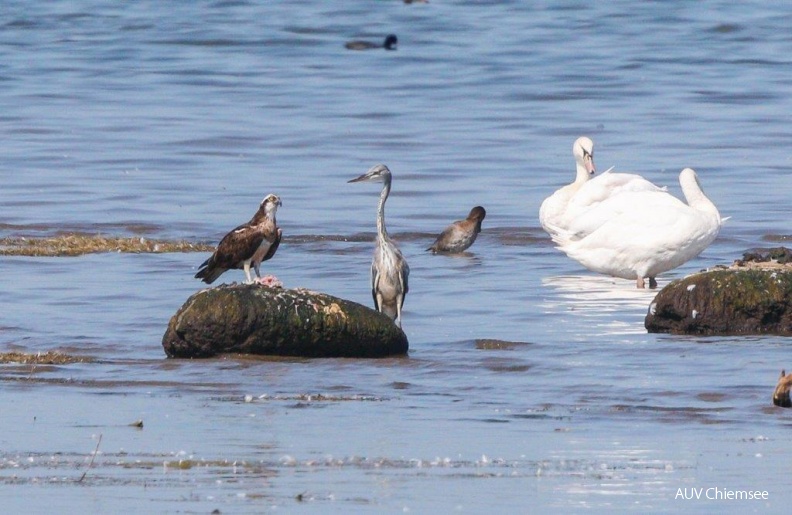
[
  {"left": 541, "top": 274, "right": 656, "bottom": 335},
  {"left": 543, "top": 274, "right": 657, "bottom": 307},
  {"left": 426, "top": 250, "right": 482, "bottom": 266}
]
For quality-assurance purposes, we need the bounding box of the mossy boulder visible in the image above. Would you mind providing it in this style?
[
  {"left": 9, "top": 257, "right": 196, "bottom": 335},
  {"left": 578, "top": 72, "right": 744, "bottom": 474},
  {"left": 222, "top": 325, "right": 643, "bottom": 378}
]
[
  {"left": 740, "top": 247, "right": 792, "bottom": 265},
  {"left": 162, "top": 284, "right": 408, "bottom": 358},
  {"left": 645, "top": 265, "right": 792, "bottom": 336},
  {"left": 773, "top": 370, "right": 792, "bottom": 408}
]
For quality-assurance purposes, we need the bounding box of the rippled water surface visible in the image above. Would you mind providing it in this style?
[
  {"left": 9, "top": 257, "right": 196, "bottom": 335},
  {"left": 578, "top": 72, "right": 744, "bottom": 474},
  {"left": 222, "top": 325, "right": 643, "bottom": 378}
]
[{"left": 2, "top": 1, "right": 792, "bottom": 512}]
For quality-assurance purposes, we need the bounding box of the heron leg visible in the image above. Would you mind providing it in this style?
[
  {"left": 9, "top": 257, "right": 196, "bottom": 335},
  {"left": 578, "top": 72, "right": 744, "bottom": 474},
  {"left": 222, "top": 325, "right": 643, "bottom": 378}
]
[
  {"left": 636, "top": 276, "right": 645, "bottom": 289},
  {"left": 395, "top": 294, "right": 403, "bottom": 328},
  {"left": 648, "top": 277, "right": 657, "bottom": 289}
]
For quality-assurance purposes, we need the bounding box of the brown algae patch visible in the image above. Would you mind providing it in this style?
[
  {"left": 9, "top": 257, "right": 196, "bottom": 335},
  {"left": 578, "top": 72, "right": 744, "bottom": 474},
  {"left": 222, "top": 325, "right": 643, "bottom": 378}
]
[
  {"left": 0, "top": 233, "right": 213, "bottom": 257},
  {"left": 761, "top": 234, "right": 792, "bottom": 243},
  {"left": 0, "top": 351, "right": 93, "bottom": 365},
  {"left": 475, "top": 339, "right": 532, "bottom": 351}
]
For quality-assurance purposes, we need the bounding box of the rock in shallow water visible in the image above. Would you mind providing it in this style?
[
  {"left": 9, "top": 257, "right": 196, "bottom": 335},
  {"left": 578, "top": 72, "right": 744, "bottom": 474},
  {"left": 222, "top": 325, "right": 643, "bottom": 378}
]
[
  {"left": 162, "top": 284, "right": 408, "bottom": 358},
  {"left": 645, "top": 264, "right": 792, "bottom": 336},
  {"left": 739, "top": 246, "right": 792, "bottom": 265},
  {"left": 773, "top": 370, "right": 792, "bottom": 408}
]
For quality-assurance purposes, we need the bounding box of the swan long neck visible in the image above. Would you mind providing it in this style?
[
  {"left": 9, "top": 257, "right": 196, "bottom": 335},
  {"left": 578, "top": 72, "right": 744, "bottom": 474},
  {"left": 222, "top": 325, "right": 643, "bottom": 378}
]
[
  {"left": 376, "top": 176, "right": 391, "bottom": 242},
  {"left": 572, "top": 138, "right": 594, "bottom": 184},
  {"left": 575, "top": 161, "right": 591, "bottom": 184},
  {"left": 681, "top": 171, "right": 719, "bottom": 218}
]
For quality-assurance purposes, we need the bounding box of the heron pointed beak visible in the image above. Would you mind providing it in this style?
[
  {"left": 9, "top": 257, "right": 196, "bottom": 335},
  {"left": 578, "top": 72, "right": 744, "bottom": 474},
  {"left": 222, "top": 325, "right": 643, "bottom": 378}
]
[{"left": 348, "top": 174, "right": 368, "bottom": 183}]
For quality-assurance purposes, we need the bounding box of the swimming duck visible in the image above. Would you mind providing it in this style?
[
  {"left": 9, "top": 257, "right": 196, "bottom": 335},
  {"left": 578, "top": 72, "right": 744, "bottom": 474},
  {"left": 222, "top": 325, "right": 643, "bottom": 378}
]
[
  {"left": 195, "top": 194, "right": 282, "bottom": 285},
  {"left": 427, "top": 206, "right": 486, "bottom": 254},
  {"left": 539, "top": 136, "right": 666, "bottom": 238},
  {"left": 552, "top": 168, "right": 723, "bottom": 288},
  {"left": 348, "top": 164, "right": 410, "bottom": 327},
  {"left": 345, "top": 34, "right": 398, "bottom": 51}
]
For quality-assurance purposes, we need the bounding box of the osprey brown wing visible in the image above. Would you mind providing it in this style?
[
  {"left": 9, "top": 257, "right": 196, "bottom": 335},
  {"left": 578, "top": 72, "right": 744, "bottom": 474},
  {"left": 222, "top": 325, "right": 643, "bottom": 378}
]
[
  {"left": 263, "top": 227, "right": 282, "bottom": 262},
  {"left": 195, "top": 223, "right": 266, "bottom": 284},
  {"left": 213, "top": 223, "right": 267, "bottom": 269}
]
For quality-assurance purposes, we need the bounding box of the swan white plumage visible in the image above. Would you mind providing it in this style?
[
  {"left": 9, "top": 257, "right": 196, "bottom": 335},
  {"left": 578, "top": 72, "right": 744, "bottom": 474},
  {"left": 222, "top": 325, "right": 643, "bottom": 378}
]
[
  {"left": 539, "top": 136, "right": 666, "bottom": 238},
  {"left": 552, "top": 168, "right": 723, "bottom": 288}
]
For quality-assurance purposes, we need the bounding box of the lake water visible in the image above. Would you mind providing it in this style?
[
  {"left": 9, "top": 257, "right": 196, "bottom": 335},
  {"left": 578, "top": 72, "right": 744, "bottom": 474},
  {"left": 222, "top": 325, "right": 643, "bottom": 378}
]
[{"left": 2, "top": 1, "right": 791, "bottom": 512}]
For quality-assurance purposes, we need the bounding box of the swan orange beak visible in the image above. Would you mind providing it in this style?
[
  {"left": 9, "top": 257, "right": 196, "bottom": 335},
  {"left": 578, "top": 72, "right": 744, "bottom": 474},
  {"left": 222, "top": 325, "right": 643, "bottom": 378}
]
[{"left": 585, "top": 156, "right": 595, "bottom": 175}]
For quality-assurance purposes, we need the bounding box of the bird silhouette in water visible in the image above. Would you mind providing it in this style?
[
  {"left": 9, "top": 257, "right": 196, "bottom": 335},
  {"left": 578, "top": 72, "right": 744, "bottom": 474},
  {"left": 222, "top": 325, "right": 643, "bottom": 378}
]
[
  {"left": 195, "top": 194, "right": 282, "bottom": 285},
  {"left": 428, "top": 206, "right": 486, "bottom": 254},
  {"left": 345, "top": 34, "right": 398, "bottom": 51},
  {"left": 348, "top": 164, "right": 409, "bottom": 327}
]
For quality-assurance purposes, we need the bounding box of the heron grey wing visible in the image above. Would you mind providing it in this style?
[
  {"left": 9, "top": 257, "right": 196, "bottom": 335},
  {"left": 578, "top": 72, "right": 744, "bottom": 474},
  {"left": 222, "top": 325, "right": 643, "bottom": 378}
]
[
  {"left": 370, "top": 260, "right": 381, "bottom": 311},
  {"left": 400, "top": 258, "right": 410, "bottom": 299}
]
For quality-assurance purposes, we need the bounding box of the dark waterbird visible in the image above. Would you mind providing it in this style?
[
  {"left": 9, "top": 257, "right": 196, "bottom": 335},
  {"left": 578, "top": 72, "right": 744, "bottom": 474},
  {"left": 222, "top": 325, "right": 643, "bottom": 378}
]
[
  {"left": 345, "top": 34, "right": 398, "bottom": 51},
  {"left": 427, "top": 206, "right": 486, "bottom": 254}
]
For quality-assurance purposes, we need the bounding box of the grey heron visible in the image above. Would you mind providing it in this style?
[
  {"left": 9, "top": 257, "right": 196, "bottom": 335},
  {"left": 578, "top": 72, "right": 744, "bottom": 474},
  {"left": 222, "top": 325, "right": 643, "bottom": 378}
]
[{"left": 348, "top": 164, "right": 409, "bottom": 327}]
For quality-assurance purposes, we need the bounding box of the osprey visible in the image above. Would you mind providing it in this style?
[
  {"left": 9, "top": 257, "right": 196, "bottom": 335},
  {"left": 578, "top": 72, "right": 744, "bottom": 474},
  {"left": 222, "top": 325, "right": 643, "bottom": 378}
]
[{"left": 195, "top": 194, "right": 282, "bottom": 285}]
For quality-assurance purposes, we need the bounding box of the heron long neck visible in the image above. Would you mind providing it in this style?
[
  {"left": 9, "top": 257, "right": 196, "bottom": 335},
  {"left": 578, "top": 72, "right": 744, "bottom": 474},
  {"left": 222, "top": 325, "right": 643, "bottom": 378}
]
[{"left": 376, "top": 177, "right": 391, "bottom": 242}]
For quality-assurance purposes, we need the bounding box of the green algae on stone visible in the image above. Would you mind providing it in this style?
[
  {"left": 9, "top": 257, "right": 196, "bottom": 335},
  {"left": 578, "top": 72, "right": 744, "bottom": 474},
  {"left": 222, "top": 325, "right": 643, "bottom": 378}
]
[
  {"left": 645, "top": 267, "right": 792, "bottom": 335},
  {"left": 162, "top": 284, "right": 408, "bottom": 358}
]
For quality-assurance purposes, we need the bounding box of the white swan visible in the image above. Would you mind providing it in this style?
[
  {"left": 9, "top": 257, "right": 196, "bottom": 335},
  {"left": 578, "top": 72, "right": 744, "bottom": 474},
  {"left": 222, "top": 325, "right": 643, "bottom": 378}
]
[
  {"left": 539, "top": 136, "right": 666, "bottom": 238},
  {"left": 552, "top": 168, "right": 724, "bottom": 288}
]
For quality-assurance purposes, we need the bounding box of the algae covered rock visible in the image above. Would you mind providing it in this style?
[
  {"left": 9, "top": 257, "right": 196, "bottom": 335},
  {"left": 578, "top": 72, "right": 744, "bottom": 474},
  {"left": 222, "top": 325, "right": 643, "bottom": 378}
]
[
  {"left": 772, "top": 370, "right": 792, "bottom": 408},
  {"left": 645, "top": 266, "right": 792, "bottom": 336},
  {"left": 162, "top": 284, "right": 408, "bottom": 358},
  {"left": 739, "top": 246, "right": 792, "bottom": 265}
]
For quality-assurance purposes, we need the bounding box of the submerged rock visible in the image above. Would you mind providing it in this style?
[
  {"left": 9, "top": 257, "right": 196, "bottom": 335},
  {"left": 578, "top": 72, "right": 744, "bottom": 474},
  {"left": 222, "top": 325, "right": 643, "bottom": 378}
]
[
  {"left": 645, "top": 257, "right": 792, "bottom": 335},
  {"left": 162, "top": 284, "right": 408, "bottom": 358},
  {"left": 737, "top": 246, "right": 792, "bottom": 265}
]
